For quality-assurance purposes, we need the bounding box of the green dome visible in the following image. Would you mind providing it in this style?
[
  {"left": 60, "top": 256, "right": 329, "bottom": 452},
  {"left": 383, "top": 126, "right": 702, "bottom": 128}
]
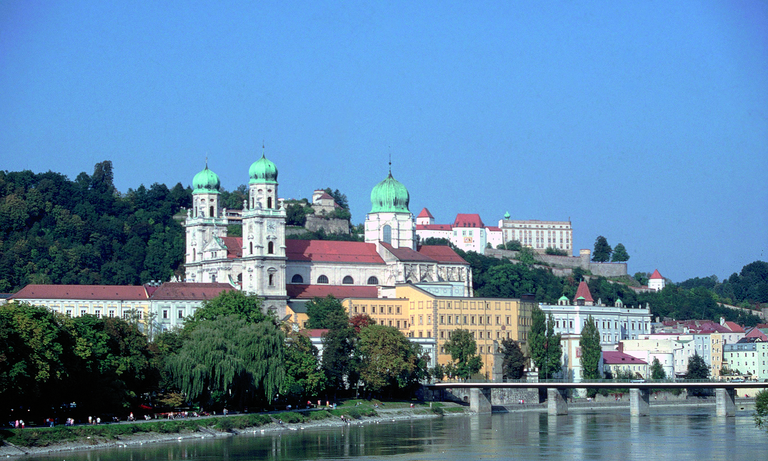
[
  {"left": 249, "top": 154, "right": 278, "bottom": 184},
  {"left": 504, "top": 211, "right": 510, "bottom": 220},
  {"left": 192, "top": 165, "right": 221, "bottom": 194},
  {"left": 370, "top": 171, "right": 410, "bottom": 213}
]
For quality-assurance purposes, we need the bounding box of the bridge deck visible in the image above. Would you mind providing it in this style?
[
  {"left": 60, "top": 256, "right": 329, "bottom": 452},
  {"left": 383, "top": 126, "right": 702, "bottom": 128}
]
[{"left": 431, "top": 381, "right": 768, "bottom": 390}]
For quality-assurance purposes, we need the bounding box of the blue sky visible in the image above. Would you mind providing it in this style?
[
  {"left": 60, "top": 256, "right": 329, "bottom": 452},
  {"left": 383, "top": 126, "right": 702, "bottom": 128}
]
[{"left": 1, "top": 1, "right": 766, "bottom": 283}]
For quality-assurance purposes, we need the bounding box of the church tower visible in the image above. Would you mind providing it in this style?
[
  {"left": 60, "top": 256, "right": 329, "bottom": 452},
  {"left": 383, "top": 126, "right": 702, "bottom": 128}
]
[
  {"left": 365, "top": 167, "right": 416, "bottom": 250},
  {"left": 240, "top": 149, "right": 287, "bottom": 315},
  {"left": 185, "top": 163, "right": 228, "bottom": 282}
]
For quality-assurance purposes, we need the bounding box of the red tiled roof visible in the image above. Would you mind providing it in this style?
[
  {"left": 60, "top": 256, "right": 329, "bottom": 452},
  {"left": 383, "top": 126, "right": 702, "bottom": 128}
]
[
  {"left": 416, "top": 224, "right": 453, "bottom": 231},
  {"left": 417, "top": 208, "right": 434, "bottom": 218},
  {"left": 380, "top": 242, "right": 435, "bottom": 262},
  {"left": 417, "top": 245, "right": 469, "bottom": 264},
  {"left": 222, "top": 237, "right": 243, "bottom": 259},
  {"left": 453, "top": 213, "right": 485, "bottom": 228},
  {"left": 11, "top": 284, "right": 148, "bottom": 301},
  {"left": 724, "top": 321, "right": 745, "bottom": 333},
  {"left": 150, "top": 283, "right": 235, "bottom": 300},
  {"left": 286, "top": 284, "right": 379, "bottom": 299},
  {"left": 746, "top": 328, "right": 768, "bottom": 340},
  {"left": 574, "top": 281, "right": 594, "bottom": 303},
  {"left": 602, "top": 351, "right": 647, "bottom": 365},
  {"left": 650, "top": 269, "right": 663, "bottom": 280},
  {"left": 318, "top": 192, "right": 335, "bottom": 201},
  {"left": 300, "top": 328, "right": 329, "bottom": 338},
  {"left": 486, "top": 226, "right": 501, "bottom": 232},
  {"left": 286, "top": 240, "right": 385, "bottom": 264}
]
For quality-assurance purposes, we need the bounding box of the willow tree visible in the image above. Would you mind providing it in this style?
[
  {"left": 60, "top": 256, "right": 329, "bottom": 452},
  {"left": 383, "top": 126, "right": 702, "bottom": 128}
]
[{"left": 168, "top": 315, "right": 285, "bottom": 409}]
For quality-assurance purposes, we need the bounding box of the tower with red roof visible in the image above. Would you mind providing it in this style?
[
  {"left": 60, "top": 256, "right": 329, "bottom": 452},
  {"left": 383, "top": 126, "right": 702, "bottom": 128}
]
[{"left": 649, "top": 269, "right": 665, "bottom": 292}]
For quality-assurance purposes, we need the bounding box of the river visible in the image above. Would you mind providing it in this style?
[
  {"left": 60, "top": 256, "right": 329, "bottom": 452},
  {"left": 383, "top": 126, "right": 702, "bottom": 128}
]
[{"left": 25, "top": 406, "right": 768, "bottom": 461}]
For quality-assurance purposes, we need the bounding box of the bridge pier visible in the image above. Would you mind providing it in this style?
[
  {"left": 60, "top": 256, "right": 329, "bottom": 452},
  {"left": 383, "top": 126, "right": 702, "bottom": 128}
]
[
  {"left": 716, "top": 388, "right": 736, "bottom": 417},
  {"left": 470, "top": 387, "right": 492, "bottom": 414},
  {"left": 630, "top": 388, "right": 650, "bottom": 416},
  {"left": 547, "top": 388, "right": 568, "bottom": 415}
]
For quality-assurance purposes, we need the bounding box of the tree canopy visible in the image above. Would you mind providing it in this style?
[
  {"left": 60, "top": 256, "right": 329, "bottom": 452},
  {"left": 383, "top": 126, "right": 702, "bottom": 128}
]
[
  {"left": 611, "top": 243, "right": 630, "bottom": 262},
  {"left": 579, "top": 316, "right": 602, "bottom": 381},
  {"left": 650, "top": 357, "right": 666, "bottom": 381},
  {"left": 529, "top": 307, "right": 562, "bottom": 379},
  {"left": 306, "top": 295, "right": 348, "bottom": 329},
  {"left": 444, "top": 329, "right": 483, "bottom": 380},
  {"left": 685, "top": 352, "right": 710, "bottom": 380},
  {"left": 167, "top": 315, "right": 285, "bottom": 408},
  {"left": 357, "top": 324, "right": 424, "bottom": 396},
  {"left": 592, "top": 236, "right": 612, "bottom": 262},
  {"left": 500, "top": 338, "right": 526, "bottom": 380}
]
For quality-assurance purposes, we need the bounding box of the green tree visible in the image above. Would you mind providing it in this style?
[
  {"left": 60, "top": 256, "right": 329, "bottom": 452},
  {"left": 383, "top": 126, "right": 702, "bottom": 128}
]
[
  {"left": 321, "top": 319, "right": 358, "bottom": 395},
  {"left": 650, "top": 357, "right": 666, "bottom": 380},
  {"left": 634, "top": 272, "right": 650, "bottom": 286},
  {"left": 444, "top": 329, "right": 483, "bottom": 380},
  {"left": 357, "top": 324, "right": 425, "bottom": 396},
  {"left": 516, "top": 246, "right": 537, "bottom": 266},
  {"left": 579, "top": 316, "right": 602, "bottom": 381},
  {"left": 184, "top": 290, "right": 265, "bottom": 333},
  {"left": 592, "top": 236, "right": 612, "bottom": 262},
  {"left": 685, "top": 353, "right": 710, "bottom": 380},
  {"left": 500, "top": 338, "right": 526, "bottom": 380},
  {"left": 306, "top": 295, "right": 348, "bottom": 329},
  {"left": 611, "top": 243, "right": 630, "bottom": 262},
  {"left": 281, "top": 331, "right": 327, "bottom": 401},
  {"left": 529, "top": 306, "right": 562, "bottom": 379},
  {"left": 167, "top": 315, "right": 285, "bottom": 408},
  {"left": 545, "top": 247, "right": 568, "bottom": 256},
  {"left": 755, "top": 389, "right": 768, "bottom": 430},
  {"left": 497, "top": 240, "right": 522, "bottom": 251},
  {"left": 286, "top": 202, "right": 308, "bottom": 226}
]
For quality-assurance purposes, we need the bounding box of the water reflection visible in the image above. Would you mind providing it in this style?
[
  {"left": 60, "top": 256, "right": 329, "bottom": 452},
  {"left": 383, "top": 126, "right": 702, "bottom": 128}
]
[{"left": 24, "top": 408, "right": 768, "bottom": 461}]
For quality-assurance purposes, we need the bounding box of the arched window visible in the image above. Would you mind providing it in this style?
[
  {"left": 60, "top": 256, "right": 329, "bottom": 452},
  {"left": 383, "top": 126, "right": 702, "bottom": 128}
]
[
  {"left": 342, "top": 276, "right": 354, "bottom": 285},
  {"left": 382, "top": 225, "right": 392, "bottom": 244},
  {"left": 317, "top": 275, "right": 329, "bottom": 284},
  {"left": 267, "top": 197, "right": 273, "bottom": 209},
  {"left": 249, "top": 242, "right": 253, "bottom": 254},
  {"left": 291, "top": 274, "right": 304, "bottom": 284},
  {"left": 268, "top": 273, "right": 274, "bottom": 286},
  {"left": 268, "top": 241, "right": 274, "bottom": 254},
  {"left": 367, "top": 276, "right": 379, "bottom": 285}
]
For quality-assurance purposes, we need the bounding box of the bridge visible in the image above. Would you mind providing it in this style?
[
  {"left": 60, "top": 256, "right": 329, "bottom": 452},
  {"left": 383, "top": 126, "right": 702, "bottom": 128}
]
[{"left": 429, "top": 381, "right": 768, "bottom": 417}]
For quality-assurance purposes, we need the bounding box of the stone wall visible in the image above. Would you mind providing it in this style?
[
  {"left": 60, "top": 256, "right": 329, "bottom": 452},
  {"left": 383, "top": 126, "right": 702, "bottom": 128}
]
[
  {"left": 484, "top": 249, "right": 627, "bottom": 278},
  {"left": 422, "top": 386, "right": 539, "bottom": 405},
  {"left": 304, "top": 215, "right": 350, "bottom": 235}
]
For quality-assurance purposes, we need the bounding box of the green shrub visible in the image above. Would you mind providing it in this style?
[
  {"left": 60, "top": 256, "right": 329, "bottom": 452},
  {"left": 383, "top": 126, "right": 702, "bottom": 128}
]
[
  {"left": 216, "top": 418, "right": 234, "bottom": 432},
  {"left": 431, "top": 406, "right": 444, "bottom": 415}
]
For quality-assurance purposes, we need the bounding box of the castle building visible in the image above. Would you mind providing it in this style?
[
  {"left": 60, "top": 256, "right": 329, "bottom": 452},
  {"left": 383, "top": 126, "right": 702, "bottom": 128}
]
[
  {"left": 184, "top": 154, "right": 472, "bottom": 317},
  {"left": 498, "top": 212, "right": 572, "bottom": 254}
]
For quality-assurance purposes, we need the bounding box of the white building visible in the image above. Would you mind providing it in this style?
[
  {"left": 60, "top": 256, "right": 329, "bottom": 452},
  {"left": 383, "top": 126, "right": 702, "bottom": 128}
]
[
  {"left": 648, "top": 269, "right": 666, "bottom": 292},
  {"left": 540, "top": 282, "right": 652, "bottom": 348},
  {"left": 498, "top": 212, "right": 573, "bottom": 254}
]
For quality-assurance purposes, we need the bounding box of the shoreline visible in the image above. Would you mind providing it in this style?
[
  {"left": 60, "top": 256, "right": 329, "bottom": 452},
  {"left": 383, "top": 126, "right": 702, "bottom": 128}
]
[
  {"left": 0, "top": 406, "right": 462, "bottom": 458},
  {"left": 1, "top": 399, "right": 756, "bottom": 458}
]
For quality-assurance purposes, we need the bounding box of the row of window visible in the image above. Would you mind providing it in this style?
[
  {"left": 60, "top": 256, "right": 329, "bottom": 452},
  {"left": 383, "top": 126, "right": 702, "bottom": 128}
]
[
  {"left": 352, "top": 304, "right": 402, "bottom": 315},
  {"left": 291, "top": 274, "right": 379, "bottom": 285},
  {"left": 437, "top": 314, "right": 518, "bottom": 326}
]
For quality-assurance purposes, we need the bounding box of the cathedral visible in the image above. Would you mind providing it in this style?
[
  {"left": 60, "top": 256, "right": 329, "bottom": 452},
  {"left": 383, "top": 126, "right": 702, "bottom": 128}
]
[{"left": 184, "top": 152, "right": 472, "bottom": 317}]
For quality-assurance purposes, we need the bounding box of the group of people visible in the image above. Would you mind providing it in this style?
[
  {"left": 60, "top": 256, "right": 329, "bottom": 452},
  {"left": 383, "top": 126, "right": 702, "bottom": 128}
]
[{"left": 12, "top": 420, "right": 25, "bottom": 429}]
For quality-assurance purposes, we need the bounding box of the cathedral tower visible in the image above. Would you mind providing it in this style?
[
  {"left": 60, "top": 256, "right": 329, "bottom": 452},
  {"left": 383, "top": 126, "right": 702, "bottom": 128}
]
[
  {"left": 185, "top": 163, "right": 228, "bottom": 282},
  {"left": 365, "top": 168, "right": 416, "bottom": 250},
  {"left": 240, "top": 149, "right": 287, "bottom": 314}
]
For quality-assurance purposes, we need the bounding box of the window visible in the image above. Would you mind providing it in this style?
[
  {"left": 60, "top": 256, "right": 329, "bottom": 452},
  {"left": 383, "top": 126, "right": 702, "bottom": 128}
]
[
  {"left": 109, "top": 310, "right": 114, "bottom": 318},
  {"left": 268, "top": 241, "right": 274, "bottom": 254},
  {"left": 250, "top": 242, "right": 253, "bottom": 254},
  {"left": 317, "top": 275, "right": 329, "bottom": 284},
  {"left": 268, "top": 273, "right": 274, "bottom": 286},
  {"left": 163, "top": 310, "right": 168, "bottom": 319},
  {"left": 382, "top": 225, "right": 392, "bottom": 244},
  {"left": 367, "top": 276, "right": 379, "bottom": 285},
  {"left": 209, "top": 205, "right": 214, "bottom": 217},
  {"left": 291, "top": 274, "right": 304, "bottom": 283},
  {"left": 343, "top": 276, "right": 354, "bottom": 284},
  {"left": 267, "top": 197, "right": 273, "bottom": 209},
  {"left": 95, "top": 310, "right": 101, "bottom": 318}
]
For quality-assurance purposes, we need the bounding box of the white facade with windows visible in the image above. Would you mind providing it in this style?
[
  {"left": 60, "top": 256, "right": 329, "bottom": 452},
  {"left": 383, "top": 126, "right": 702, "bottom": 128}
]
[{"left": 498, "top": 216, "right": 572, "bottom": 254}]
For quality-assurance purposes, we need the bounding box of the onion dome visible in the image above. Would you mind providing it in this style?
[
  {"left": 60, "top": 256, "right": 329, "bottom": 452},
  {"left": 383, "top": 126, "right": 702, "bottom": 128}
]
[
  {"left": 192, "top": 164, "right": 221, "bottom": 194},
  {"left": 370, "top": 171, "right": 410, "bottom": 213},
  {"left": 504, "top": 211, "right": 510, "bottom": 220},
  {"left": 249, "top": 153, "right": 278, "bottom": 184}
]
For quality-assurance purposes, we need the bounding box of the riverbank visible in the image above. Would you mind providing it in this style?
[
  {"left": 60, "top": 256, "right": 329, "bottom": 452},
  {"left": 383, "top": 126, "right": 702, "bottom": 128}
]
[{"left": 0, "top": 401, "right": 466, "bottom": 458}]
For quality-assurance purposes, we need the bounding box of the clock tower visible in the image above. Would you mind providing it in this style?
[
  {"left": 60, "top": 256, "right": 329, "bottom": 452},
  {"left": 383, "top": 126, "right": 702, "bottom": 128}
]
[{"left": 240, "top": 149, "right": 287, "bottom": 316}]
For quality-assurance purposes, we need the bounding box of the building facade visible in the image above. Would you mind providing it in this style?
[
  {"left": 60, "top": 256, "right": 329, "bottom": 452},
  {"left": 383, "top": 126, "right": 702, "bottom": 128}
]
[{"left": 498, "top": 213, "right": 573, "bottom": 254}]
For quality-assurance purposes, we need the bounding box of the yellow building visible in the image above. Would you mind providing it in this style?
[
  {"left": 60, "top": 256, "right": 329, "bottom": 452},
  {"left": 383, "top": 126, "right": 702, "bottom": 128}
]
[{"left": 342, "top": 284, "right": 534, "bottom": 377}]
